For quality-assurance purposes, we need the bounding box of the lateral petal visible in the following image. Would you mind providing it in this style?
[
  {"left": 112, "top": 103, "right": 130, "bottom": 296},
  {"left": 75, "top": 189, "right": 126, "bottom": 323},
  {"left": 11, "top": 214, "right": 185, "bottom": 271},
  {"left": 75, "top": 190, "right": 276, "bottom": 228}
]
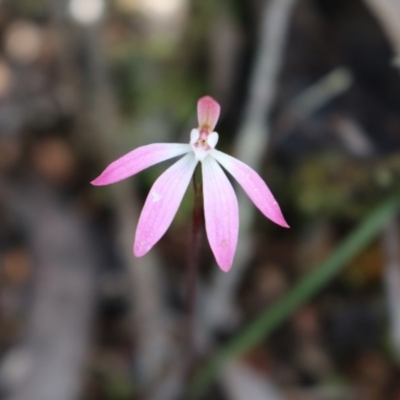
[
  {"left": 202, "top": 156, "right": 239, "bottom": 272},
  {"left": 134, "top": 153, "right": 197, "bottom": 256},
  {"left": 91, "top": 143, "right": 191, "bottom": 185},
  {"left": 211, "top": 150, "right": 289, "bottom": 228}
]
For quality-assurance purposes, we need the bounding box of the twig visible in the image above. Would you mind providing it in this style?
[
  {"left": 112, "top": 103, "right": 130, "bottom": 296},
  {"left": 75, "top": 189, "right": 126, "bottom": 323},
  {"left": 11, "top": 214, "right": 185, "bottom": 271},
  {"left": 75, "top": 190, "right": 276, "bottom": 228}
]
[
  {"left": 272, "top": 67, "right": 353, "bottom": 150},
  {"left": 285, "top": 68, "right": 352, "bottom": 119},
  {"left": 364, "top": 0, "right": 400, "bottom": 57},
  {"left": 331, "top": 115, "right": 375, "bottom": 158}
]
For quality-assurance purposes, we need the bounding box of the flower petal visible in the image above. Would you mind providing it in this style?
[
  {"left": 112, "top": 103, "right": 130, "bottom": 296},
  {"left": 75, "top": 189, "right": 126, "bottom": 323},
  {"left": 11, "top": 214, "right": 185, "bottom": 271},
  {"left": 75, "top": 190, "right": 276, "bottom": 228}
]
[
  {"left": 197, "top": 96, "right": 221, "bottom": 131},
  {"left": 134, "top": 153, "right": 197, "bottom": 257},
  {"left": 202, "top": 156, "right": 239, "bottom": 272},
  {"left": 211, "top": 150, "right": 289, "bottom": 228},
  {"left": 207, "top": 132, "right": 219, "bottom": 148},
  {"left": 91, "top": 143, "right": 191, "bottom": 185}
]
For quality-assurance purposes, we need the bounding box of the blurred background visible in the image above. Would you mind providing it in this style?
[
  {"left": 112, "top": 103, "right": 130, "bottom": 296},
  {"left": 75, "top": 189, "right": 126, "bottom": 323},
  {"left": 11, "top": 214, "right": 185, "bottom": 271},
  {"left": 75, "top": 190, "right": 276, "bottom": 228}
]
[{"left": 0, "top": 0, "right": 400, "bottom": 399}]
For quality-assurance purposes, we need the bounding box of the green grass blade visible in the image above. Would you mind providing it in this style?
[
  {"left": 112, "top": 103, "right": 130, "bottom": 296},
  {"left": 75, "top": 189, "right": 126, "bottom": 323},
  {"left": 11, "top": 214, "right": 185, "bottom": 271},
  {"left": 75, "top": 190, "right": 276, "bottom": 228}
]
[{"left": 190, "top": 193, "right": 400, "bottom": 397}]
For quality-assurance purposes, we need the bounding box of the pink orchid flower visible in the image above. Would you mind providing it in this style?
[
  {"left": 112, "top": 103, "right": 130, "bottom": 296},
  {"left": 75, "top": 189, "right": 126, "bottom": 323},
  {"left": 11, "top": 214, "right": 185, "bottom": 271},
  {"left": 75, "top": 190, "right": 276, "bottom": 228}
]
[{"left": 92, "top": 96, "right": 288, "bottom": 272}]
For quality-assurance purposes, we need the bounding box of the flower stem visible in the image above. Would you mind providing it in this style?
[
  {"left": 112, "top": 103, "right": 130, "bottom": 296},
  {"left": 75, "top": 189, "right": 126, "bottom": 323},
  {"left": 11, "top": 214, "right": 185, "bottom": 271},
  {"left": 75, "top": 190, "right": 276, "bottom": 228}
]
[{"left": 185, "top": 166, "right": 203, "bottom": 374}]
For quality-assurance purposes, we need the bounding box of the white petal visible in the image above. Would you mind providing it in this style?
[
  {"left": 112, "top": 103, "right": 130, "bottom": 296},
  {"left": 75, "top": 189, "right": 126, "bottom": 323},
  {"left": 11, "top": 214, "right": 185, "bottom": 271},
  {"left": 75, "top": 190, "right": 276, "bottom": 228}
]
[
  {"left": 190, "top": 129, "right": 200, "bottom": 144},
  {"left": 207, "top": 132, "right": 219, "bottom": 149}
]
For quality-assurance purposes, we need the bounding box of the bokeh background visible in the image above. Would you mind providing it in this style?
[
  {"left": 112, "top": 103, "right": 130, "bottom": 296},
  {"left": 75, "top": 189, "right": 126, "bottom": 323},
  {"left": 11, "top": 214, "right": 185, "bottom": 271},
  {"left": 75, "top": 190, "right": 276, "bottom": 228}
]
[{"left": 0, "top": 0, "right": 400, "bottom": 399}]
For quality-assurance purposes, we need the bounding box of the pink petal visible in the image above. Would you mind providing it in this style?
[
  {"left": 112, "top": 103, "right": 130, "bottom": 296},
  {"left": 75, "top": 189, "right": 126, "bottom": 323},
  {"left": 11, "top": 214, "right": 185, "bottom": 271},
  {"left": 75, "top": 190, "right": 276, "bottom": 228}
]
[
  {"left": 197, "top": 96, "right": 221, "bottom": 131},
  {"left": 202, "top": 156, "right": 239, "bottom": 272},
  {"left": 211, "top": 150, "right": 289, "bottom": 228},
  {"left": 91, "top": 143, "right": 190, "bottom": 185},
  {"left": 134, "top": 153, "right": 198, "bottom": 257}
]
